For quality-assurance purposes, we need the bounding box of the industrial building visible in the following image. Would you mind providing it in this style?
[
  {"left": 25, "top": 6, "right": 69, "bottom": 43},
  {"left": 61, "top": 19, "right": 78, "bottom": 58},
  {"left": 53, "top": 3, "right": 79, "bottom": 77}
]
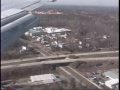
[
  {"left": 25, "top": 27, "right": 71, "bottom": 49},
  {"left": 103, "top": 69, "right": 119, "bottom": 90}
]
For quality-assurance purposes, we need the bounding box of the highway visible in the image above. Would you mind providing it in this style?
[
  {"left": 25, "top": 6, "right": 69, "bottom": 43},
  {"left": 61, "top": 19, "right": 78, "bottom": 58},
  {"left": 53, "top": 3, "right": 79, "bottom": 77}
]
[
  {"left": 1, "top": 50, "right": 118, "bottom": 65},
  {"left": 1, "top": 50, "right": 118, "bottom": 81},
  {"left": 1, "top": 57, "right": 118, "bottom": 69},
  {"left": 1, "top": 50, "right": 118, "bottom": 70}
]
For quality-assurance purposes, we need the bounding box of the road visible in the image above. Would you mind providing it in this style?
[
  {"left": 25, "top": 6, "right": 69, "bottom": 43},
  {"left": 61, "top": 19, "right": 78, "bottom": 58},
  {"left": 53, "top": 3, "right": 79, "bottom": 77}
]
[
  {"left": 57, "top": 66, "right": 102, "bottom": 90},
  {"left": 1, "top": 50, "right": 118, "bottom": 65},
  {"left": 1, "top": 57, "right": 118, "bottom": 70},
  {"left": 1, "top": 50, "right": 118, "bottom": 81}
]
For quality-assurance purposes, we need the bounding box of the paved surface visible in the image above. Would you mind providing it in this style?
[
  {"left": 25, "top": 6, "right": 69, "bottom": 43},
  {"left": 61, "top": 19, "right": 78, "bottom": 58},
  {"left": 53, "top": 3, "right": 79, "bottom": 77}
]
[
  {"left": 57, "top": 66, "right": 102, "bottom": 90},
  {"left": 1, "top": 56, "right": 118, "bottom": 70},
  {"left": 1, "top": 50, "right": 118, "bottom": 65}
]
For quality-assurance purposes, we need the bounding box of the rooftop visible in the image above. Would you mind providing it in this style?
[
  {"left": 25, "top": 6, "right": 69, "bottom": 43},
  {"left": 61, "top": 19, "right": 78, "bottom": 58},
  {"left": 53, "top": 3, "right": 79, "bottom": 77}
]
[
  {"left": 103, "top": 69, "right": 119, "bottom": 79},
  {"left": 44, "top": 27, "right": 71, "bottom": 34},
  {"left": 30, "top": 74, "right": 56, "bottom": 82},
  {"left": 105, "top": 79, "right": 119, "bottom": 89}
]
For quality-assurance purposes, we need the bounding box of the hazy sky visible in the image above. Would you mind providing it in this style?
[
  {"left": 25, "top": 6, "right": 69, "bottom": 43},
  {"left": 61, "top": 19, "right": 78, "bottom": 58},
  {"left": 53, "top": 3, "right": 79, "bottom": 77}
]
[
  {"left": 1, "top": 0, "right": 118, "bottom": 11},
  {"left": 50, "top": 0, "right": 118, "bottom": 7}
]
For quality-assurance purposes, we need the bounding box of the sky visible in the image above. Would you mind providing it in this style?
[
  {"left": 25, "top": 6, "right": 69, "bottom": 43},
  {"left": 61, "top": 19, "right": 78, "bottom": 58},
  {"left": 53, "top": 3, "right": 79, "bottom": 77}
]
[
  {"left": 51, "top": 0, "right": 119, "bottom": 7},
  {"left": 1, "top": 0, "right": 118, "bottom": 11}
]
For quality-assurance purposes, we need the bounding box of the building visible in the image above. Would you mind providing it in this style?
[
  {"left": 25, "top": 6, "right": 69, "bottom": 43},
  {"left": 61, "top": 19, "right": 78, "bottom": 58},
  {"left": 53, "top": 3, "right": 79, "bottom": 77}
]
[
  {"left": 44, "top": 27, "right": 71, "bottom": 35},
  {"left": 30, "top": 74, "right": 61, "bottom": 84},
  {"left": 103, "top": 69, "right": 119, "bottom": 90}
]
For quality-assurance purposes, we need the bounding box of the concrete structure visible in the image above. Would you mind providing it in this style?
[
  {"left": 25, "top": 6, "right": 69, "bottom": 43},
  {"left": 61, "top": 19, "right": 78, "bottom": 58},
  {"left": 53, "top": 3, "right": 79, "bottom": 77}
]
[
  {"left": 2, "top": 50, "right": 118, "bottom": 64},
  {"left": 103, "top": 69, "right": 119, "bottom": 89},
  {"left": 30, "top": 74, "right": 60, "bottom": 84},
  {"left": 1, "top": 51, "right": 118, "bottom": 81},
  {"left": 44, "top": 27, "right": 71, "bottom": 34},
  {"left": 27, "top": 27, "right": 71, "bottom": 36}
]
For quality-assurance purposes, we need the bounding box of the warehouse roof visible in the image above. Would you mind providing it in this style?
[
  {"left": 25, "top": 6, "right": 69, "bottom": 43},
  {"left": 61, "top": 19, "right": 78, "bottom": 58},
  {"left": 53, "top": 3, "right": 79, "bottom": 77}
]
[
  {"left": 103, "top": 69, "right": 119, "bottom": 79},
  {"left": 30, "top": 74, "right": 58, "bottom": 84},
  {"left": 105, "top": 79, "right": 119, "bottom": 89}
]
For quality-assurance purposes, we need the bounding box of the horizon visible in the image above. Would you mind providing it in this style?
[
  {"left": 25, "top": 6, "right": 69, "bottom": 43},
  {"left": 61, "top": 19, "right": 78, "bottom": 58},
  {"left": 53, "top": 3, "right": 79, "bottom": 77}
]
[
  {"left": 48, "top": 0, "right": 118, "bottom": 7},
  {"left": 1, "top": 0, "right": 118, "bottom": 11}
]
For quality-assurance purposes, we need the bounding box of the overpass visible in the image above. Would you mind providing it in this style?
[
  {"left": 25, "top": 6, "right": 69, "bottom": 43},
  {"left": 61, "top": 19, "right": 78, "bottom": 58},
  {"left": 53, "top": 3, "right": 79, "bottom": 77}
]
[
  {"left": 1, "top": 50, "right": 118, "bottom": 65},
  {"left": 1, "top": 50, "right": 118, "bottom": 80}
]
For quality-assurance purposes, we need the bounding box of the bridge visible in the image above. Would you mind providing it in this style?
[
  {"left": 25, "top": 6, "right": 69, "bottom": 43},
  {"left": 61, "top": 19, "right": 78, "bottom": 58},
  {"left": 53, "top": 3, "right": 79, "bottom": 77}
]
[{"left": 1, "top": 50, "right": 118, "bottom": 81}]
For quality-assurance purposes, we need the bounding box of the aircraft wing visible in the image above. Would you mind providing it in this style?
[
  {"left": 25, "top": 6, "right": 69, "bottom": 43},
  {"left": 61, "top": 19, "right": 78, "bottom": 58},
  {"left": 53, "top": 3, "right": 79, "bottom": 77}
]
[
  {"left": 1, "top": 9, "right": 39, "bottom": 54},
  {"left": 1, "top": 0, "right": 57, "bottom": 55}
]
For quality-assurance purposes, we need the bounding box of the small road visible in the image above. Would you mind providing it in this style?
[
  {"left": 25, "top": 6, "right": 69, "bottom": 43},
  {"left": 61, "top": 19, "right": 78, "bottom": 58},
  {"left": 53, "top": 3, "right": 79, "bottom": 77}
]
[{"left": 57, "top": 66, "right": 102, "bottom": 90}]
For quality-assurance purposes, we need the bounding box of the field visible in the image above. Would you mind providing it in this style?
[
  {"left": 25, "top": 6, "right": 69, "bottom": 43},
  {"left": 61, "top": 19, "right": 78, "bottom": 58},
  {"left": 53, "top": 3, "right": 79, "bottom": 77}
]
[{"left": 2, "top": 5, "right": 119, "bottom": 59}]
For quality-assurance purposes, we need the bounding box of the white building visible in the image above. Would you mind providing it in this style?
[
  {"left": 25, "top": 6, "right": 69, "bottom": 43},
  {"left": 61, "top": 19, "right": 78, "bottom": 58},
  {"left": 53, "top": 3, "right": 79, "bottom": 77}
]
[
  {"left": 19, "top": 46, "right": 27, "bottom": 53},
  {"left": 44, "top": 27, "right": 71, "bottom": 34},
  {"left": 103, "top": 69, "right": 119, "bottom": 89},
  {"left": 30, "top": 74, "right": 61, "bottom": 84}
]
